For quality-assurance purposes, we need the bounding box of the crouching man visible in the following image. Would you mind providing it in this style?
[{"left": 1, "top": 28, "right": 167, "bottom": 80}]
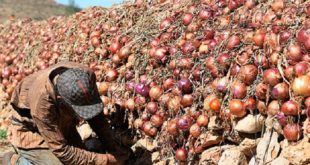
[{"left": 2, "top": 62, "right": 131, "bottom": 165}]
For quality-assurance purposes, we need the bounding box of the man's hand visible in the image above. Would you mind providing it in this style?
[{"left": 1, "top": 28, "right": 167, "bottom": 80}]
[{"left": 107, "top": 153, "right": 130, "bottom": 165}]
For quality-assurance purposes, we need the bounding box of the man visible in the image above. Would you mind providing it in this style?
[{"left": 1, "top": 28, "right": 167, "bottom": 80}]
[{"left": 2, "top": 62, "right": 131, "bottom": 165}]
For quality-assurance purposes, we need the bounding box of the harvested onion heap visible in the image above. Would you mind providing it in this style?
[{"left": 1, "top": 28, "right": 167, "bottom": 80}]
[{"left": 1, "top": 0, "right": 310, "bottom": 163}]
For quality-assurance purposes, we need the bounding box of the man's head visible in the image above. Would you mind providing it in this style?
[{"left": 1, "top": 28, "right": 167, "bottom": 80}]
[{"left": 55, "top": 68, "right": 103, "bottom": 120}]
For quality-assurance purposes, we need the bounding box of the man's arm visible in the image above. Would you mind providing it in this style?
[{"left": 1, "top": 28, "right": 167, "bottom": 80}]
[
  {"left": 31, "top": 94, "right": 116, "bottom": 165},
  {"left": 87, "top": 114, "right": 132, "bottom": 158}
]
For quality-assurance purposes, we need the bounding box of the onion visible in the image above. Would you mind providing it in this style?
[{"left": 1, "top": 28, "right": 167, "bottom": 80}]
[
  {"left": 294, "top": 62, "right": 309, "bottom": 76},
  {"left": 253, "top": 31, "right": 266, "bottom": 47},
  {"left": 284, "top": 65, "right": 295, "bottom": 80},
  {"left": 98, "top": 82, "right": 110, "bottom": 96},
  {"left": 204, "top": 29, "right": 215, "bottom": 40},
  {"left": 168, "top": 96, "right": 181, "bottom": 112},
  {"left": 297, "top": 29, "right": 309, "bottom": 43},
  {"left": 109, "top": 41, "right": 121, "bottom": 54},
  {"left": 149, "top": 86, "right": 163, "bottom": 100},
  {"left": 267, "top": 100, "right": 280, "bottom": 116},
  {"left": 279, "top": 31, "right": 291, "bottom": 44},
  {"left": 199, "top": 9, "right": 213, "bottom": 20},
  {"left": 189, "top": 123, "right": 201, "bottom": 138},
  {"left": 146, "top": 102, "right": 158, "bottom": 114},
  {"left": 134, "top": 119, "right": 143, "bottom": 129},
  {"left": 163, "top": 78, "right": 175, "bottom": 90},
  {"left": 271, "top": 83, "right": 289, "bottom": 100},
  {"left": 125, "top": 98, "right": 135, "bottom": 111},
  {"left": 305, "top": 97, "right": 310, "bottom": 107},
  {"left": 276, "top": 112, "right": 287, "bottom": 126},
  {"left": 271, "top": 0, "right": 284, "bottom": 12},
  {"left": 177, "top": 78, "right": 192, "bottom": 94},
  {"left": 217, "top": 53, "right": 230, "bottom": 68},
  {"left": 229, "top": 99, "right": 246, "bottom": 117},
  {"left": 238, "top": 65, "right": 258, "bottom": 85},
  {"left": 154, "top": 47, "right": 168, "bottom": 62},
  {"left": 209, "top": 97, "right": 221, "bottom": 113},
  {"left": 160, "top": 17, "right": 172, "bottom": 29},
  {"left": 281, "top": 100, "right": 299, "bottom": 116},
  {"left": 196, "top": 114, "right": 209, "bottom": 127},
  {"left": 135, "top": 83, "right": 150, "bottom": 97},
  {"left": 292, "top": 75, "right": 310, "bottom": 96},
  {"left": 118, "top": 47, "right": 131, "bottom": 59},
  {"left": 182, "top": 42, "right": 196, "bottom": 55},
  {"left": 231, "top": 82, "right": 247, "bottom": 99},
  {"left": 167, "top": 119, "right": 179, "bottom": 135},
  {"left": 245, "top": 97, "right": 256, "bottom": 110},
  {"left": 214, "top": 77, "right": 229, "bottom": 92},
  {"left": 203, "top": 95, "right": 217, "bottom": 111},
  {"left": 304, "top": 38, "right": 310, "bottom": 51},
  {"left": 142, "top": 121, "right": 153, "bottom": 134},
  {"left": 263, "top": 68, "right": 281, "bottom": 86},
  {"left": 287, "top": 44, "right": 302, "bottom": 62},
  {"left": 181, "top": 94, "right": 194, "bottom": 107},
  {"left": 177, "top": 115, "right": 192, "bottom": 131},
  {"left": 105, "top": 69, "right": 118, "bottom": 82},
  {"left": 227, "top": 35, "right": 241, "bottom": 50},
  {"left": 283, "top": 123, "right": 301, "bottom": 141},
  {"left": 175, "top": 148, "right": 188, "bottom": 162},
  {"left": 1, "top": 67, "right": 12, "bottom": 79},
  {"left": 150, "top": 114, "right": 164, "bottom": 127},
  {"left": 183, "top": 13, "right": 193, "bottom": 26}
]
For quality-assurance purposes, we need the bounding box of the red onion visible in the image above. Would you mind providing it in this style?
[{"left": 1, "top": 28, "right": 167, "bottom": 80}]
[
  {"left": 177, "top": 115, "right": 192, "bottom": 131},
  {"left": 183, "top": 13, "right": 193, "bottom": 26},
  {"left": 271, "top": 83, "right": 289, "bottom": 100},
  {"left": 276, "top": 112, "right": 287, "bottom": 126},
  {"left": 263, "top": 68, "right": 282, "bottom": 86},
  {"left": 135, "top": 83, "right": 150, "bottom": 97},
  {"left": 281, "top": 100, "right": 299, "bottom": 116},
  {"left": 177, "top": 78, "right": 192, "bottom": 94}
]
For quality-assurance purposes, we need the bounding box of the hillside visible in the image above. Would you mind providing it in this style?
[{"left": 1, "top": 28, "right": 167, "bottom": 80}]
[{"left": 0, "top": 0, "right": 79, "bottom": 23}]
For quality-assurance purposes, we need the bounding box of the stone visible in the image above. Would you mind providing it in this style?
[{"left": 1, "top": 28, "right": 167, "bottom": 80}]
[
  {"left": 218, "top": 147, "right": 247, "bottom": 165},
  {"left": 199, "top": 145, "right": 234, "bottom": 165},
  {"left": 269, "top": 157, "right": 290, "bottom": 165},
  {"left": 208, "top": 116, "right": 222, "bottom": 131},
  {"left": 239, "top": 138, "right": 260, "bottom": 157},
  {"left": 234, "top": 114, "right": 265, "bottom": 134},
  {"left": 198, "top": 132, "right": 223, "bottom": 148},
  {"left": 131, "top": 137, "right": 158, "bottom": 152},
  {"left": 280, "top": 138, "right": 310, "bottom": 165},
  {"left": 255, "top": 131, "right": 280, "bottom": 165}
]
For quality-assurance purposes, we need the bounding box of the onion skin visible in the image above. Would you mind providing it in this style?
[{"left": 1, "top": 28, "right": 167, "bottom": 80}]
[{"left": 292, "top": 75, "right": 310, "bottom": 96}]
